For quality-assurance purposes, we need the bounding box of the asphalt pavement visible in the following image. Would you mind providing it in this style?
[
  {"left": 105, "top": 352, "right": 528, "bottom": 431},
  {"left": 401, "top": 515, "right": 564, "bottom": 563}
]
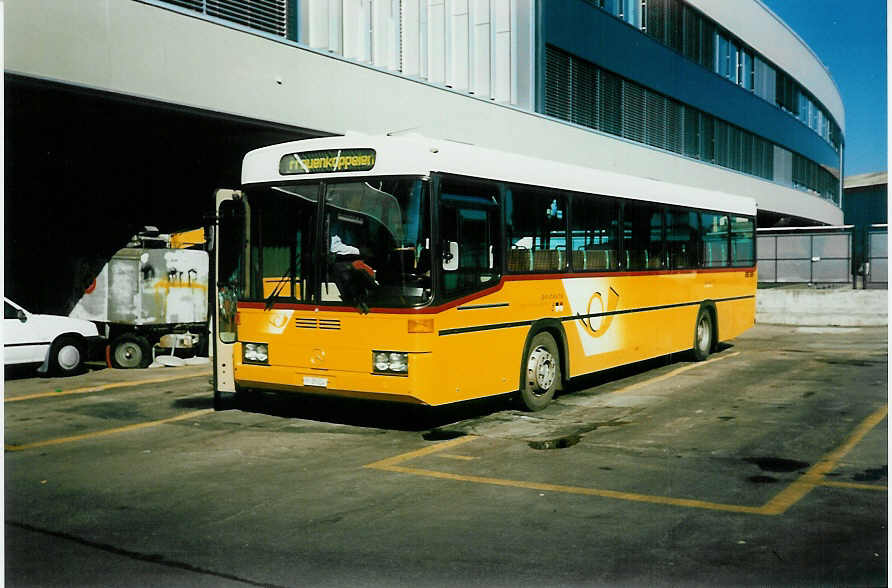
[{"left": 4, "top": 324, "right": 887, "bottom": 587}]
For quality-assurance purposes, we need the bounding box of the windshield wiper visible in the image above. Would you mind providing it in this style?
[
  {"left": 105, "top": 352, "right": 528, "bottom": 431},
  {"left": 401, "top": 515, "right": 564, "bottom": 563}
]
[{"left": 264, "top": 262, "right": 296, "bottom": 310}]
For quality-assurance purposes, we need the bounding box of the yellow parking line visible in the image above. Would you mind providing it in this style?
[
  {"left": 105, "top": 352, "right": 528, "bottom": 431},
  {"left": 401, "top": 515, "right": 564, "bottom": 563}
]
[
  {"left": 5, "top": 371, "right": 210, "bottom": 403},
  {"left": 365, "top": 435, "right": 477, "bottom": 470},
  {"left": 365, "top": 434, "right": 761, "bottom": 514},
  {"left": 5, "top": 409, "right": 213, "bottom": 452},
  {"left": 365, "top": 403, "right": 887, "bottom": 516},
  {"left": 378, "top": 462, "right": 766, "bottom": 514},
  {"left": 438, "top": 454, "right": 479, "bottom": 461},
  {"left": 760, "top": 404, "right": 888, "bottom": 515},
  {"left": 610, "top": 352, "right": 741, "bottom": 396}
]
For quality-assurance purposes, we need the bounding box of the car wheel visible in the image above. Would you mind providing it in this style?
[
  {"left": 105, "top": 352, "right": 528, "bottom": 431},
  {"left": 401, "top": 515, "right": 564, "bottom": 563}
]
[
  {"left": 111, "top": 333, "right": 151, "bottom": 369},
  {"left": 519, "top": 332, "right": 561, "bottom": 411},
  {"left": 49, "top": 335, "right": 86, "bottom": 375}
]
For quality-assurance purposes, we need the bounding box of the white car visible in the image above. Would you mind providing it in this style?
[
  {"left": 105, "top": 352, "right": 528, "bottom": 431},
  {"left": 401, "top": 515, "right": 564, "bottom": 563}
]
[{"left": 4, "top": 297, "right": 102, "bottom": 375}]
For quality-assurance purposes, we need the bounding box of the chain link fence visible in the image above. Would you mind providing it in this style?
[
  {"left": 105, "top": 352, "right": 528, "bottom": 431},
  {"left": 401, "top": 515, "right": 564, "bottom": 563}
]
[
  {"left": 864, "top": 225, "right": 888, "bottom": 288},
  {"left": 757, "top": 225, "right": 888, "bottom": 288},
  {"left": 757, "top": 228, "right": 853, "bottom": 285}
]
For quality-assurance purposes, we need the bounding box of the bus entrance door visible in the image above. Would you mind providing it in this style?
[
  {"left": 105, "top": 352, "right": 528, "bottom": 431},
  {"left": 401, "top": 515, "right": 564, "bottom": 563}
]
[{"left": 213, "top": 189, "right": 247, "bottom": 409}]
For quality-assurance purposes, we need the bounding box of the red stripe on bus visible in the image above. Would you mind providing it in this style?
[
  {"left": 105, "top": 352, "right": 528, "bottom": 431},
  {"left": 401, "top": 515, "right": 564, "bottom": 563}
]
[{"left": 236, "top": 266, "right": 755, "bottom": 315}]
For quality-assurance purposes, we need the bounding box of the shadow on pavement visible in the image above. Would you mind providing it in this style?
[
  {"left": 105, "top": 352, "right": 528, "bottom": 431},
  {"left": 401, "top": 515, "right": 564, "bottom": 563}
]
[{"left": 216, "top": 343, "right": 735, "bottom": 432}]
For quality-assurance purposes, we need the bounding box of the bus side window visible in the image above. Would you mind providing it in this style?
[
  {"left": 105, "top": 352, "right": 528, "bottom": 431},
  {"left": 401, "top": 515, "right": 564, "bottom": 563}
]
[
  {"left": 569, "top": 193, "right": 619, "bottom": 272},
  {"left": 438, "top": 179, "right": 501, "bottom": 298},
  {"left": 622, "top": 201, "right": 664, "bottom": 270},
  {"left": 666, "top": 208, "right": 700, "bottom": 269},
  {"left": 505, "top": 186, "right": 568, "bottom": 273},
  {"left": 731, "top": 216, "right": 755, "bottom": 266},
  {"left": 701, "top": 212, "right": 730, "bottom": 267}
]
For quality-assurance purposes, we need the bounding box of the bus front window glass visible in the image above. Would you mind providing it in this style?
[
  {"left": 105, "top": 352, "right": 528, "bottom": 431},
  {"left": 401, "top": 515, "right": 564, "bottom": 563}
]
[
  {"left": 623, "top": 202, "right": 664, "bottom": 270},
  {"left": 438, "top": 179, "right": 501, "bottom": 299},
  {"left": 666, "top": 208, "right": 699, "bottom": 269},
  {"left": 506, "top": 187, "right": 567, "bottom": 273},
  {"left": 731, "top": 215, "right": 755, "bottom": 266},
  {"left": 323, "top": 178, "right": 430, "bottom": 310},
  {"left": 701, "top": 212, "right": 730, "bottom": 267},
  {"left": 569, "top": 193, "right": 619, "bottom": 271},
  {"left": 254, "top": 185, "right": 318, "bottom": 304}
]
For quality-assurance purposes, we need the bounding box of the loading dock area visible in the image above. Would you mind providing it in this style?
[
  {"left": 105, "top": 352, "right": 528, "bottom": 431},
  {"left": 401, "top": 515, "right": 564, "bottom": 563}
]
[{"left": 5, "top": 324, "right": 887, "bottom": 586}]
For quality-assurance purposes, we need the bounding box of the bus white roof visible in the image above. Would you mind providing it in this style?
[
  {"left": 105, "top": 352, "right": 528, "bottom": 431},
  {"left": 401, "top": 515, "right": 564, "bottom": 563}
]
[{"left": 242, "top": 134, "right": 758, "bottom": 216}]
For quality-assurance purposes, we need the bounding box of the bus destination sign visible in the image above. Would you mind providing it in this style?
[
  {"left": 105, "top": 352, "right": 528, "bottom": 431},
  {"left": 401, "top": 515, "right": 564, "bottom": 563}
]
[{"left": 279, "top": 149, "right": 376, "bottom": 175}]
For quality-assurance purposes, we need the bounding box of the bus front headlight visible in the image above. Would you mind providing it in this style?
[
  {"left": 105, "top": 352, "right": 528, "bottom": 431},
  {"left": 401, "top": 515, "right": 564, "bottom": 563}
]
[
  {"left": 243, "top": 342, "right": 269, "bottom": 364},
  {"left": 373, "top": 351, "right": 408, "bottom": 375}
]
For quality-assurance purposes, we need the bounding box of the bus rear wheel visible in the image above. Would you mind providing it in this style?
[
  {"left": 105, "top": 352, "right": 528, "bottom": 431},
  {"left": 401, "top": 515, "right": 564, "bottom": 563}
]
[
  {"left": 692, "top": 308, "right": 714, "bottom": 361},
  {"left": 519, "top": 332, "right": 560, "bottom": 411}
]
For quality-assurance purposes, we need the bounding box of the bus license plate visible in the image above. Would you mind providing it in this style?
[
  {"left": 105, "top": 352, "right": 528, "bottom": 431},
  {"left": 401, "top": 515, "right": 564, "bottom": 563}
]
[{"left": 302, "top": 376, "right": 328, "bottom": 388}]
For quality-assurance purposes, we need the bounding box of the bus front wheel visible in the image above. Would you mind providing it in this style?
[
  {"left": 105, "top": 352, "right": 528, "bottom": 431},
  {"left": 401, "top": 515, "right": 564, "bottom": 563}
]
[
  {"left": 692, "top": 308, "right": 714, "bottom": 361},
  {"left": 519, "top": 332, "right": 561, "bottom": 411}
]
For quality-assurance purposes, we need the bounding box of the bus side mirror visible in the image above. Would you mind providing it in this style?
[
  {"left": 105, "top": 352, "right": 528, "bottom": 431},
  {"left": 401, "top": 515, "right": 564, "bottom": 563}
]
[
  {"left": 442, "top": 241, "right": 459, "bottom": 271},
  {"left": 17, "top": 310, "right": 27, "bottom": 323}
]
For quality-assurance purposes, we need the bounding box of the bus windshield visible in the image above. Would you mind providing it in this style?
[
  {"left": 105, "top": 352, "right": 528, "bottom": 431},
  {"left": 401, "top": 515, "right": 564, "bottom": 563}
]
[{"left": 238, "top": 177, "right": 431, "bottom": 311}]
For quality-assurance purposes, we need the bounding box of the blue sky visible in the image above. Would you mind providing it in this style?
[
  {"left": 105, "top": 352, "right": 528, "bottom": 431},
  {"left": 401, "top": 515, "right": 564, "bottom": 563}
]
[{"left": 761, "top": 0, "right": 887, "bottom": 176}]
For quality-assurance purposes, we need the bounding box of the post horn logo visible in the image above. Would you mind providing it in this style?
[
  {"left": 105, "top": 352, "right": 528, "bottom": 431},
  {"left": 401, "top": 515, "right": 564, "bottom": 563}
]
[{"left": 578, "top": 287, "right": 620, "bottom": 338}]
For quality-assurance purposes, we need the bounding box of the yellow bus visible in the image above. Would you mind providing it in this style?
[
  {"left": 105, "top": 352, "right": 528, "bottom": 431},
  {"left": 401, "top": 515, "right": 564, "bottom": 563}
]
[{"left": 213, "top": 134, "right": 756, "bottom": 411}]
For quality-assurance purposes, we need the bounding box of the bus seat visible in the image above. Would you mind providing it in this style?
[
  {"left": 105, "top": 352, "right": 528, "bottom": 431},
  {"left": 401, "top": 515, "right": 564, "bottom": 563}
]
[
  {"left": 571, "top": 250, "right": 585, "bottom": 271},
  {"left": 532, "top": 249, "right": 562, "bottom": 272},
  {"left": 508, "top": 248, "right": 532, "bottom": 272},
  {"left": 647, "top": 254, "right": 664, "bottom": 269},
  {"left": 626, "top": 250, "right": 648, "bottom": 270},
  {"left": 585, "top": 249, "right": 609, "bottom": 270}
]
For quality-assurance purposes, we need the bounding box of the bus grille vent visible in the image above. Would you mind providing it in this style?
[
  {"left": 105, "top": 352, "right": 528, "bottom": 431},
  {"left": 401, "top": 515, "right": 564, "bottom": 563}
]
[{"left": 295, "top": 317, "right": 341, "bottom": 330}]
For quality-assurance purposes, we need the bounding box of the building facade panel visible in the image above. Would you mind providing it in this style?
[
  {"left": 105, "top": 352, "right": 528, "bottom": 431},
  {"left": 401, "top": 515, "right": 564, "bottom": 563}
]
[
  {"left": 5, "top": 0, "right": 845, "bottom": 226},
  {"left": 540, "top": 0, "right": 840, "bottom": 172},
  {"left": 686, "top": 0, "right": 844, "bottom": 131}
]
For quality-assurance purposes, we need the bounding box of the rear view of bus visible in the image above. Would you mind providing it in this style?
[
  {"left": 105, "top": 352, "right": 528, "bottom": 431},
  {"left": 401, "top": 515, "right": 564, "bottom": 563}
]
[{"left": 212, "top": 134, "right": 756, "bottom": 412}]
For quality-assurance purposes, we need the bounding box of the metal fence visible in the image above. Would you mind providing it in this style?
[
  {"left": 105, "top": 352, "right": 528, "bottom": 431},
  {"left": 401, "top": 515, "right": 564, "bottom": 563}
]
[
  {"left": 865, "top": 224, "right": 888, "bottom": 288},
  {"left": 757, "top": 228, "right": 853, "bottom": 285}
]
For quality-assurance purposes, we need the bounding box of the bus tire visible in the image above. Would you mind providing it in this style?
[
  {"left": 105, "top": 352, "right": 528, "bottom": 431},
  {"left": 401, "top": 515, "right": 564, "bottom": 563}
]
[
  {"left": 519, "top": 332, "right": 561, "bottom": 411},
  {"left": 111, "top": 333, "right": 151, "bottom": 369},
  {"left": 692, "top": 307, "right": 714, "bottom": 362}
]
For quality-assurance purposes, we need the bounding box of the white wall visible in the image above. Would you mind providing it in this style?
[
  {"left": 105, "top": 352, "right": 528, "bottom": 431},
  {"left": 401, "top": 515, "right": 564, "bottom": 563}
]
[
  {"left": 298, "top": 0, "right": 532, "bottom": 108},
  {"left": 4, "top": 0, "right": 843, "bottom": 225}
]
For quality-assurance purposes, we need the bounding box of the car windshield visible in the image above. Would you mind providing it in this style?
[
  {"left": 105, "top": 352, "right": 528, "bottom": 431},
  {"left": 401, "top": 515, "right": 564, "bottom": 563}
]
[{"left": 233, "top": 177, "right": 431, "bottom": 310}]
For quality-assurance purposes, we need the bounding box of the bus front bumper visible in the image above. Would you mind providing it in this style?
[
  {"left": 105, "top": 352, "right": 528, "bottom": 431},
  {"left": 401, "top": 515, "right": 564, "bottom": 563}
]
[{"left": 233, "top": 354, "right": 434, "bottom": 406}]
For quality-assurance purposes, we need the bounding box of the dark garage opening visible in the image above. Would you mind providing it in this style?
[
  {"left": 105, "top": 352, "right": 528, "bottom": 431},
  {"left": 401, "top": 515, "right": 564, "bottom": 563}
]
[{"left": 5, "top": 74, "right": 324, "bottom": 314}]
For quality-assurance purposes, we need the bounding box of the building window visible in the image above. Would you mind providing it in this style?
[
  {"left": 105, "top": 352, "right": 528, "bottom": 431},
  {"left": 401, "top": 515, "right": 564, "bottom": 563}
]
[
  {"left": 543, "top": 45, "right": 834, "bottom": 200},
  {"left": 591, "top": 0, "right": 841, "bottom": 154}
]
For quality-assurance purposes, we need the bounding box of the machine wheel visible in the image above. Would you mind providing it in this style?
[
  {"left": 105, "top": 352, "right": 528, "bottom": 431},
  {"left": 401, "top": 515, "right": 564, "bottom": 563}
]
[
  {"left": 48, "top": 335, "right": 86, "bottom": 375},
  {"left": 111, "top": 333, "right": 151, "bottom": 369},
  {"left": 691, "top": 308, "right": 714, "bottom": 362},
  {"left": 519, "top": 332, "right": 561, "bottom": 411}
]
